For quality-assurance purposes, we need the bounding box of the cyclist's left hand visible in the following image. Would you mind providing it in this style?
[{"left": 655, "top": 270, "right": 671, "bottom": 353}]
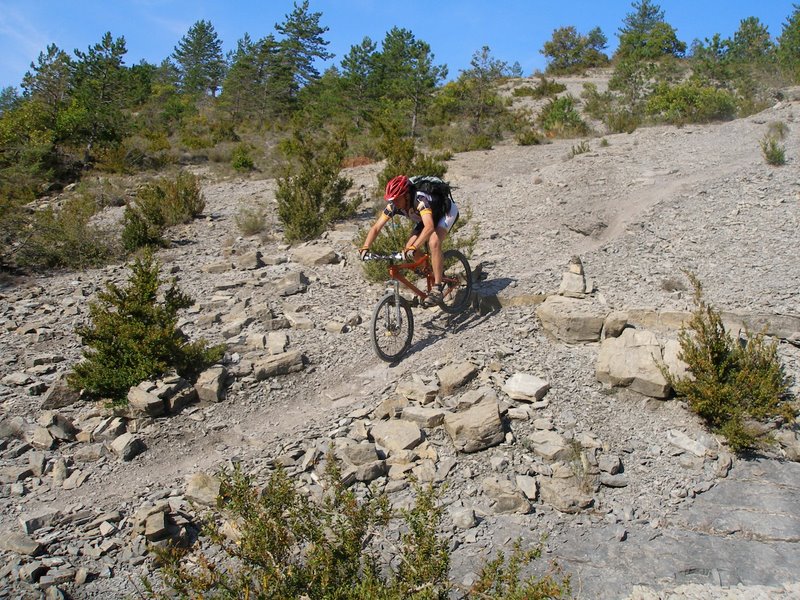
[
  {"left": 359, "top": 248, "right": 369, "bottom": 260},
  {"left": 403, "top": 247, "right": 416, "bottom": 261}
]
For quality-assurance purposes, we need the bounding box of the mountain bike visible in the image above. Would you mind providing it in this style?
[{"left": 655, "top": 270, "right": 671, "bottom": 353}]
[{"left": 364, "top": 249, "right": 472, "bottom": 362}]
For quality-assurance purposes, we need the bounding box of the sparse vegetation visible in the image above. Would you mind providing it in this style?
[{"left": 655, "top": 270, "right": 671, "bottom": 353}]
[
  {"left": 153, "top": 457, "right": 570, "bottom": 600},
  {"left": 230, "top": 143, "right": 255, "bottom": 171},
  {"left": 68, "top": 251, "right": 224, "bottom": 404},
  {"left": 538, "top": 95, "right": 589, "bottom": 137},
  {"left": 235, "top": 206, "right": 268, "bottom": 236},
  {"left": 512, "top": 77, "right": 567, "bottom": 99},
  {"left": 569, "top": 140, "right": 590, "bottom": 157},
  {"left": 761, "top": 132, "right": 787, "bottom": 166},
  {"left": 662, "top": 272, "right": 795, "bottom": 453}
]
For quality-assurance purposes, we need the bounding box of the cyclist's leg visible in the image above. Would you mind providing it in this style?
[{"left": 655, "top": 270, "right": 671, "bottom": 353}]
[{"left": 431, "top": 202, "right": 459, "bottom": 284}]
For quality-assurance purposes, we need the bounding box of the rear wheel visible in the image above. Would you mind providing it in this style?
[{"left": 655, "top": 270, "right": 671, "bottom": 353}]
[
  {"left": 370, "top": 292, "right": 414, "bottom": 362},
  {"left": 439, "top": 249, "right": 472, "bottom": 314}
]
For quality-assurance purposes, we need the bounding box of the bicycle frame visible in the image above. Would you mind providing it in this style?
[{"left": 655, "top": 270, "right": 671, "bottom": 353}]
[{"left": 385, "top": 254, "right": 435, "bottom": 302}]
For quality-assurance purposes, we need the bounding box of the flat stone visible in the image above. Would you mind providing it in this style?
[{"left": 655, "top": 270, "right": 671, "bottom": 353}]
[
  {"left": 443, "top": 400, "right": 504, "bottom": 453},
  {"left": 502, "top": 373, "right": 550, "bottom": 402},
  {"left": 396, "top": 379, "right": 439, "bottom": 404},
  {"left": 110, "top": 433, "right": 146, "bottom": 461},
  {"left": 127, "top": 387, "right": 166, "bottom": 417},
  {"left": 401, "top": 405, "right": 447, "bottom": 428},
  {"left": 596, "top": 328, "right": 670, "bottom": 398},
  {"left": 195, "top": 366, "right": 227, "bottom": 403},
  {"left": 186, "top": 472, "right": 220, "bottom": 506},
  {"left": 370, "top": 419, "right": 424, "bottom": 454},
  {"left": 0, "top": 531, "right": 42, "bottom": 555},
  {"left": 253, "top": 351, "right": 305, "bottom": 379},
  {"left": 437, "top": 362, "right": 478, "bottom": 396},
  {"left": 536, "top": 295, "right": 608, "bottom": 343}
]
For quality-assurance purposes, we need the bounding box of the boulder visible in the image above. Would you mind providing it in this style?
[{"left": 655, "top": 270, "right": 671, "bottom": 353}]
[
  {"left": 502, "top": 373, "right": 550, "bottom": 402},
  {"left": 127, "top": 387, "right": 166, "bottom": 417},
  {"left": 527, "top": 430, "right": 572, "bottom": 462},
  {"left": 396, "top": 379, "right": 439, "bottom": 404},
  {"left": 236, "top": 251, "right": 264, "bottom": 270},
  {"left": 437, "top": 362, "right": 478, "bottom": 396},
  {"left": 370, "top": 420, "right": 424, "bottom": 454},
  {"left": 596, "top": 328, "right": 670, "bottom": 398},
  {"left": 195, "top": 366, "right": 228, "bottom": 403},
  {"left": 291, "top": 245, "right": 338, "bottom": 266},
  {"left": 40, "top": 376, "right": 81, "bottom": 410},
  {"left": 401, "top": 405, "right": 447, "bottom": 428},
  {"left": 482, "top": 476, "right": 530, "bottom": 514},
  {"left": 110, "top": 433, "right": 146, "bottom": 461},
  {"left": 536, "top": 295, "right": 608, "bottom": 343},
  {"left": 253, "top": 351, "right": 305, "bottom": 379},
  {"left": 186, "top": 472, "right": 220, "bottom": 506},
  {"left": 539, "top": 477, "right": 594, "bottom": 513},
  {"left": 0, "top": 532, "right": 42, "bottom": 556},
  {"left": 443, "top": 400, "right": 504, "bottom": 453},
  {"left": 276, "top": 272, "right": 309, "bottom": 296}
]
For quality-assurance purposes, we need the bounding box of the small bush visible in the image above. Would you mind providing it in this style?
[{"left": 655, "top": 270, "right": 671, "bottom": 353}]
[
  {"left": 569, "top": 141, "right": 590, "bottom": 157},
  {"left": 760, "top": 135, "right": 786, "bottom": 166},
  {"left": 154, "top": 456, "right": 569, "bottom": 600},
  {"left": 122, "top": 171, "right": 205, "bottom": 251},
  {"left": 231, "top": 143, "right": 255, "bottom": 172},
  {"left": 605, "top": 109, "right": 641, "bottom": 134},
  {"left": 68, "top": 252, "right": 223, "bottom": 404},
  {"left": 645, "top": 82, "right": 738, "bottom": 125},
  {"left": 14, "top": 195, "right": 117, "bottom": 271},
  {"left": 513, "top": 77, "right": 567, "bottom": 99},
  {"left": 235, "top": 206, "right": 267, "bottom": 236},
  {"left": 599, "top": 138, "right": 609, "bottom": 147},
  {"left": 516, "top": 129, "right": 543, "bottom": 146},
  {"left": 767, "top": 121, "right": 789, "bottom": 140},
  {"left": 662, "top": 272, "right": 794, "bottom": 453},
  {"left": 276, "top": 128, "right": 355, "bottom": 242},
  {"left": 538, "top": 95, "right": 589, "bottom": 137}
]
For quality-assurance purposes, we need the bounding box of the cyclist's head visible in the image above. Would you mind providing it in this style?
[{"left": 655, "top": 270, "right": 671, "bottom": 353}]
[{"left": 384, "top": 175, "right": 410, "bottom": 204}]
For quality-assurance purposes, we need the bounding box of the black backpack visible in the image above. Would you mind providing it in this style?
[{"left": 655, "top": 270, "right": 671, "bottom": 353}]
[{"left": 409, "top": 176, "right": 453, "bottom": 219}]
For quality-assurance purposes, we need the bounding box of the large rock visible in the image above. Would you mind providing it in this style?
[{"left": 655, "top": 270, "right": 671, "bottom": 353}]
[
  {"left": 276, "top": 272, "right": 309, "bottom": 296},
  {"left": 110, "top": 433, "right": 146, "bottom": 461},
  {"left": 127, "top": 387, "right": 166, "bottom": 417},
  {"left": 596, "top": 328, "right": 670, "bottom": 398},
  {"left": 443, "top": 400, "right": 504, "bottom": 453},
  {"left": 185, "top": 472, "right": 220, "bottom": 506},
  {"left": 396, "top": 379, "right": 439, "bottom": 404},
  {"left": 482, "top": 476, "right": 530, "bottom": 514},
  {"left": 0, "top": 532, "right": 42, "bottom": 556},
  {"left": 253, "top": 351, "right": 305, "bottom": 379},
  {"left": 536, "top": 295, "right": 608, "bottom": 343},
  {"left": 527, "top": 430, "right": 573, "bottom": 462},
  {"left": 502, "top": 373, "right": 550, "bottom": 402},
  {"left": 539, "top": 477, "right": 594, "bottom": 513},
  {"left": 437, "top": 362, "right": 478, "bottom": 396},
  {"left": 401, "top": 405, "right": 447, "bottom": 428},
  {"left": 291, "top": 245, "right": 338, "bottom": 266},
  {"left": 40, "top": 375, "right": 81, "bottom": 410},
  {"left": 370, "top": 420, "right": 424, "bottom": 454},
  {"left": 195, "top": 366, "right": 228, "bottom": 403}
]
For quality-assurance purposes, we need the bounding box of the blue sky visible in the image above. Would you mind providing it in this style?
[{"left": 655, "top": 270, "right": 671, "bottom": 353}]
[{"left": 1, "top": 0, "right": 797, "bottom": 89}]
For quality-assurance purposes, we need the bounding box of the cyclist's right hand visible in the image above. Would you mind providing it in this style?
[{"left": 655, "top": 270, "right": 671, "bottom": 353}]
[
  {"left": 359, "top": 248, "right": 369, "bottom": 260},
  {"left": 403, "top": 246, "right": 416, "bottom": 261}
]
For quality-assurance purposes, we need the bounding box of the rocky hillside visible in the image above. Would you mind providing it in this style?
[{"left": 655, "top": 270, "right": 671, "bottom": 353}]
[{"left": 0, "top": 90, "right": 799, "bottom": 599}]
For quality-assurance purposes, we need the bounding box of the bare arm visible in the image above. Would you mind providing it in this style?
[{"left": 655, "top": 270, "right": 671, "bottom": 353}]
[{"left": 361, "top": 213, "right": 390, "bottom": 251}]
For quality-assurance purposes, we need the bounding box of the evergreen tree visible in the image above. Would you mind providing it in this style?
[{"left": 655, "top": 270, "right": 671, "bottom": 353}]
[
  {"left": 375, "top": 27, "right": 446, "bottom": 137},
  {"left": 778, "top": 4, "right": 800, "bottom": 82},
  {"left": 616, "top": 0, "right": 686, "bottom": 60},
  {"left": 21, "top": 44, "right": 73, "bottom": 122},
  {"left": 0, "top": 87, "right": 19, "bottom": 115},
  {"left": 275, "top": 1, "right": 334, "bottom": 99},
  {"left": 172, "top": 20, "right": 226, "bottom": 96},
  {"left": 729, "top": 17, "right": 775, "bottom": 63},
  {"left": 340, "top": 36, "right": 379, "bottom": 129},
  {"left": 542, "top": 26, "right": 609, "bottom": 74},
  {"left": 68, "top": 32, "right": 130, "bottom": 154}
]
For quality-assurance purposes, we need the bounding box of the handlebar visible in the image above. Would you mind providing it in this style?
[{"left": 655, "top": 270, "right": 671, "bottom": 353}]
[{"left": 363, "top": 252, "right": 405, "bottom": 262}]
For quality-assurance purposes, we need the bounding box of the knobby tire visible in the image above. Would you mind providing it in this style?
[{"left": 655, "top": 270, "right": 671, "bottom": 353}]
[{"left": 370, "top": 292, "right": 414, "bottom": 362}]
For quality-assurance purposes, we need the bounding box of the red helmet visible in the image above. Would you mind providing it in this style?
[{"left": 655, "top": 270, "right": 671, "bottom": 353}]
[{"left": 384, "top": 175, "right": 410, "bottom": 202}]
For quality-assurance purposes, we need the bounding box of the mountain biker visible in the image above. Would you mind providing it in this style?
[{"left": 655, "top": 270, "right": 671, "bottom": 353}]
[{"left": 360, "top": 175, "right": 459, "bottom": 306}]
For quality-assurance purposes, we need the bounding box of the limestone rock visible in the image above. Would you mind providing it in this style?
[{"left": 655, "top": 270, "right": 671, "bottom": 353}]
[
  {"left": 443, "top": 400, "right": 504, "bottom": 453},
  {"left": 253, "top": 351, "right": 305, "bottom": 379},
  {"left": 370, "top": 419, "right": 424, "bottom": 454},
  {"left": 401, "top": 405, "right": 447, "bottom": 428},
  {"left": 596, "top": 328, "right": 670, "bottom": 398},
  {"left": 396, "top": 379, "right": 439, "bottom": 404},
  {"left": 536, "top": 295, "right": 608, "bottom": 343},
  {"left": 539, "top": 477, "right": 594, "bottom": 513},
  {"left": 110, "top": 433, "right": 146, "bottom": 461},
  {"left": 291, "top": 245, "right": 338, "bottom": 266},
  {"left": 127, "top": 387, "right": 166, "bottom": 417},
  {"left": 195, "top": 366, "right": 228, "bottom": 403},
  {"left": 40, "top": 375, "right": 81, "bottom": 410},
  {"left": 186, "top": 472, "right": 221, "bottom": 506},
  {"left": 482, "top": 476, "right": 530, "bottom": 514},
  {"left": 0, "top": 531, "right": 42, "bottom": 556},
  {"left": 276, "top": 272, "right": 309, "bottom": 296},
  {"left": 437, "top": 362, "right": 478, "bottom": 396},
  {"left": 502, "top": 373, "right": 550, "bottom": 402}
]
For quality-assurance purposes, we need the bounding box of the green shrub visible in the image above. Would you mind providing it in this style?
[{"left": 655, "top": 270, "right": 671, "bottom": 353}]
[
  {"left": 662, "top": 272, "right": 794, "bottom": 453},
  {"left": 276, "top": 128, "right": 355, "bottom": 242},
  {"left": 68, "top": 251, "right": 224, "bottom": 404},
  {"left": 569, "top": 140, "right": 590, "bottom": 157},
  {"left": 760, "top": 134, "right": 786, "bottom": 166},
  {"left": 581, "top": 83, "right": 614, "bottom": 120},
  {"left": 538, "top": 95, "right": 589, "bottom": 137},
  {"left": 767, "top": 121, "right": 789, "bottom": 140},
  {"left": 516, "top": 129, "right": 543, "bottom": 146},
  {"left": 14, "top": 195, "right": 116, "bottom": 270},
  {"left": 605, "top": 109, "right": 641, "bottom": 134},
  {"left": 122, "top": 171, "right": 205, "bottom": 251},
  {"left": 231, "top": 143, "right": 255, "bottom": 172},
  {"left": 235, "top": 206, "right": 267, "bottom": 236},
  {"left": 645, "top": 82, "right": 738, "bottom": 125},
  {"left": 153, "top": 456, "right": 569, "bottom": 600},
  {"left": 513, "top": 77, "right": 567, "bottom": 99}
]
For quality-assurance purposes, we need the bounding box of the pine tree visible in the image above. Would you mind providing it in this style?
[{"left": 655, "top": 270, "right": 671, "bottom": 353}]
[
  {"left": 615, "top": 0, "right": 686, "bottom": 61},
  {"left": 778, "top": 4, "right": 800, "bottom": 82},
  {"left": 172, "top": 20, "right": 226, "bottom": 96},
  {"left": 275, "top": 1, "right": 334, "bottom": 99}
]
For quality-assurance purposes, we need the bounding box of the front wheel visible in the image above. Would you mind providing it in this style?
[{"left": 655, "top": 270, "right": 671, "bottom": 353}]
[
  {"left": 439, "top": 249, "right": 473, "bottom": 314},
  {"left": 370, "top": 292, "right": 414, "bottom": 362}
]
